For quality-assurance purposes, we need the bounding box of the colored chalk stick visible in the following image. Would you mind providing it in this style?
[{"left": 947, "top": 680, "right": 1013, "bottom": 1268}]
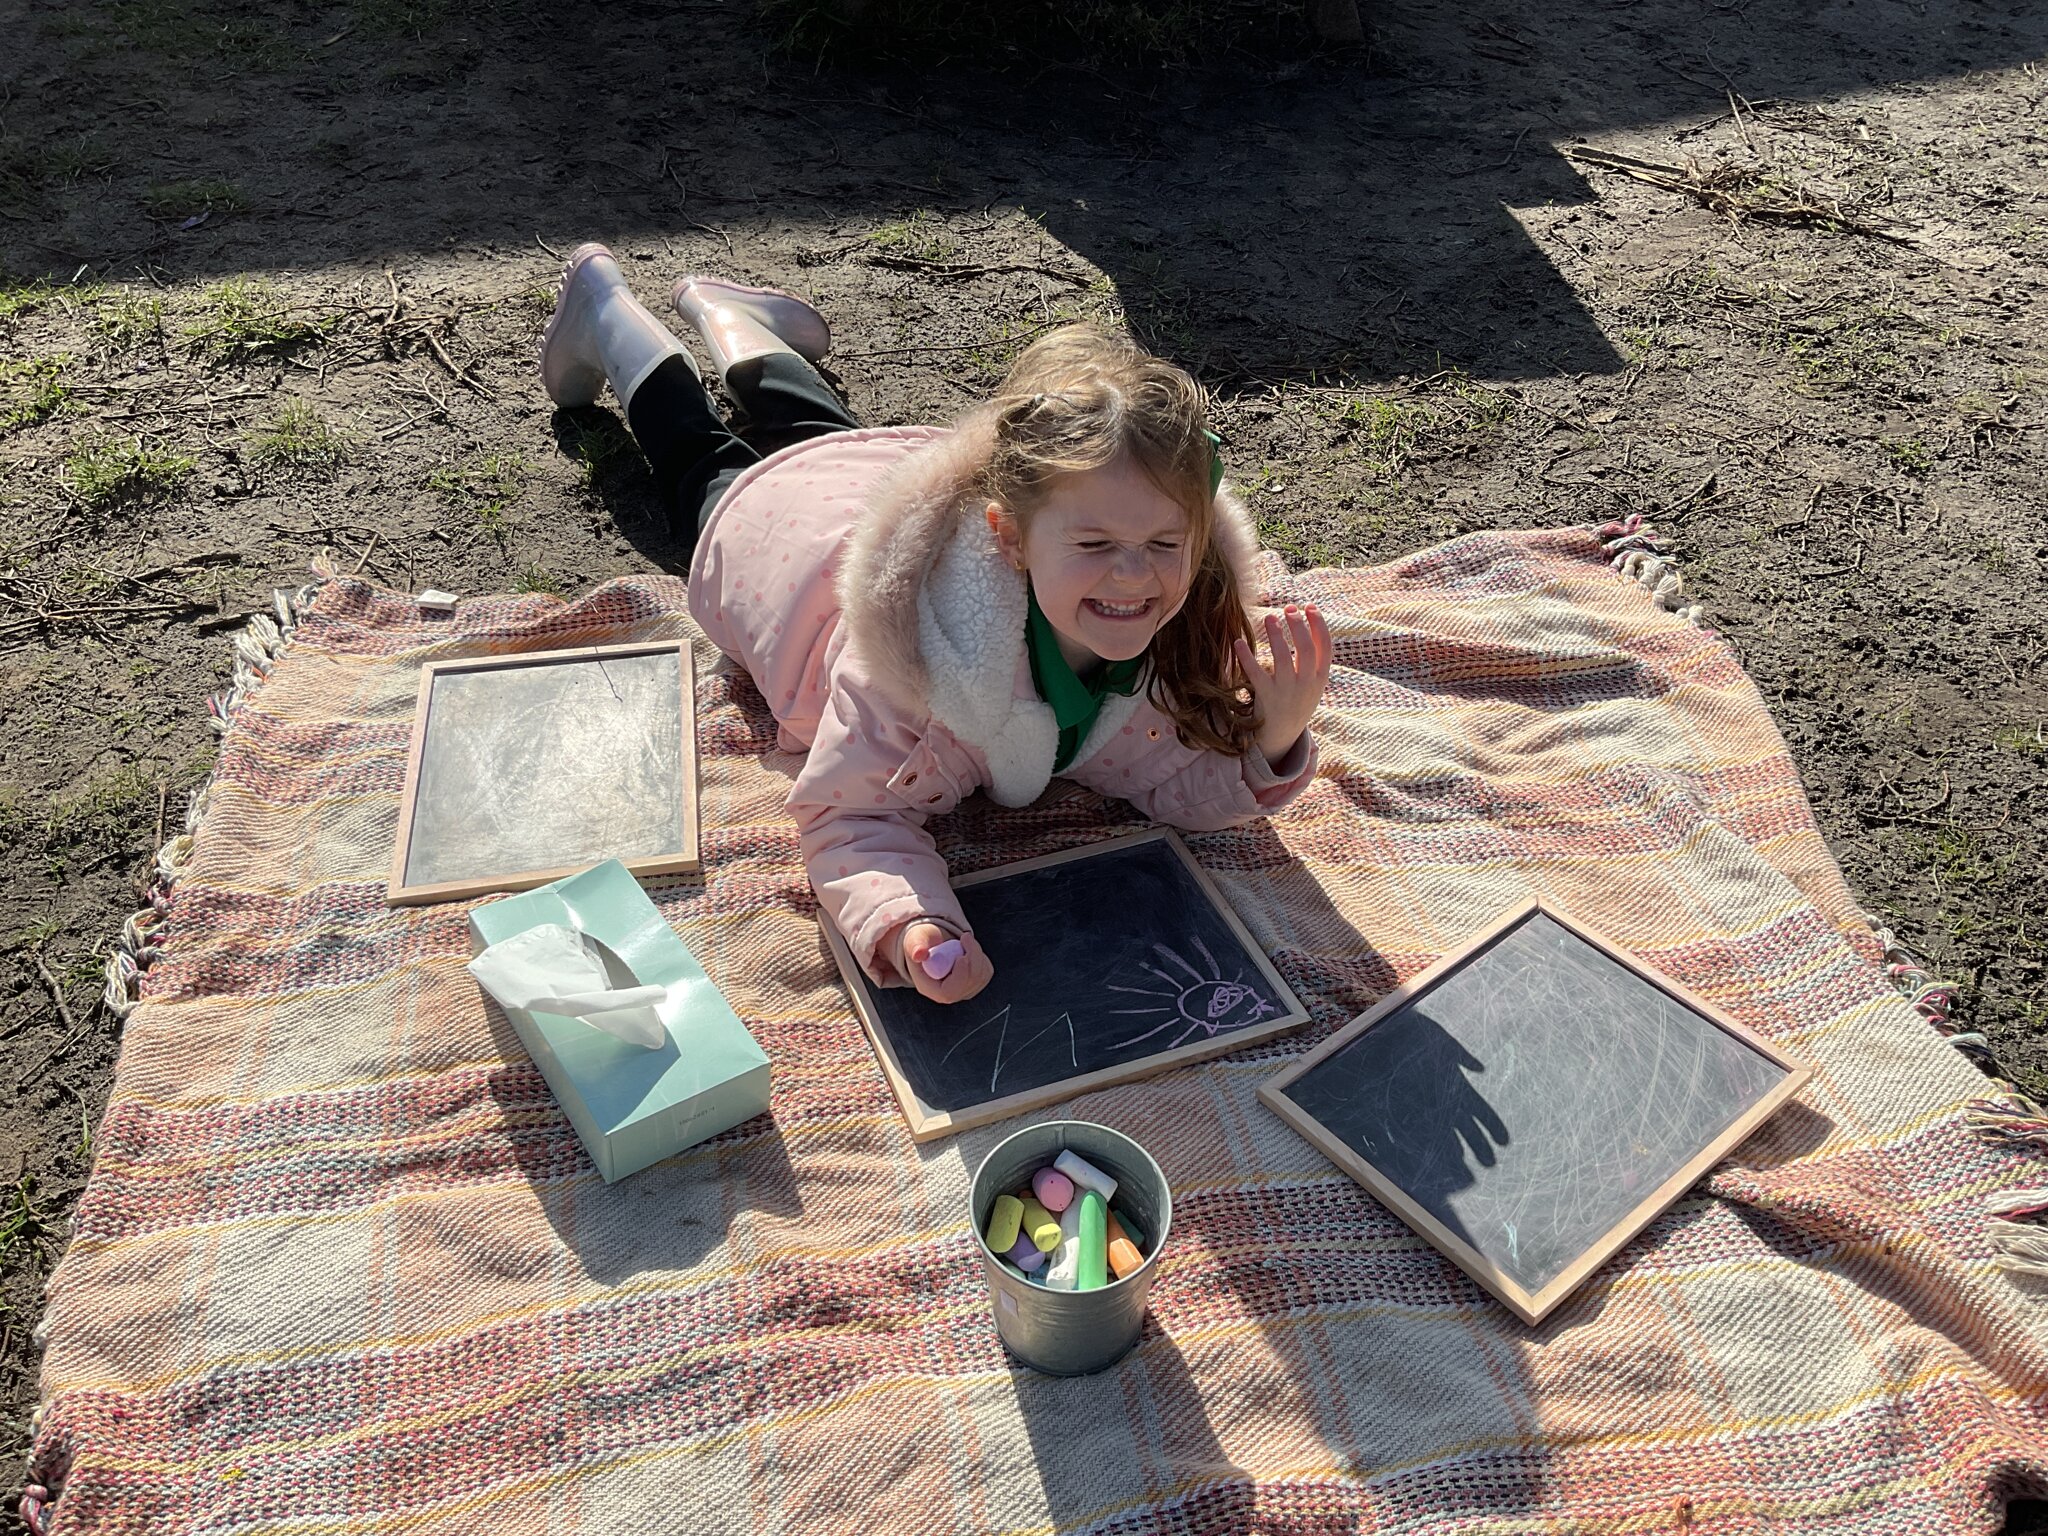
[
  {"left": 1107, "top": 1210, "right": 1146, "bottom": 1253},
  {"left": 1054, "top": 1149, "right": 1117, "bottom": 1203},
  {"left": 1031, "top": 1166, "right": 1075, "bottom": 1213},
  {"left": 920, "top": 938, "right": 963, "bottom": 980},
  {"left": 1044, "top": 1203, "right": 1083, "bottom": 1291},
  {"left": 1018, "top": 1197, "right": 1062, "bottom": 1253},
  {"left": 1107, "top": 1235, "right": 1143, "bottom": 1280},
  {"left": 1076, "top": 1191, "right": 1109, "bottom": 1291},
  {"left": 1005, "top": 1235, "right": 1047, "bottom": 1272},
  {"left": 986, "top": 1194, "right": 1024, "bottom": 1253}
]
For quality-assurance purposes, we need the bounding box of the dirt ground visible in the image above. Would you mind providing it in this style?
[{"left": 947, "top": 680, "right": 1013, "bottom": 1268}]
[{"left": 2, "top": 0, "right": 2044, "bottom": 1527}]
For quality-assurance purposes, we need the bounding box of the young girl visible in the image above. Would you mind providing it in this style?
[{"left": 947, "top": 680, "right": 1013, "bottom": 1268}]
[{"left": 539, "top": 244, "right": 1332, "bottom": 1005}]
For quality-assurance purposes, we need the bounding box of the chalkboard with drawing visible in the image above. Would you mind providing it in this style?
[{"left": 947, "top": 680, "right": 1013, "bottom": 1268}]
[
  {"left": 1258, "top": 898, "right": 1812, "bottom": 1323},
  {"left": 824, "top": 828, "right": 1310, "bottom": 1140}
]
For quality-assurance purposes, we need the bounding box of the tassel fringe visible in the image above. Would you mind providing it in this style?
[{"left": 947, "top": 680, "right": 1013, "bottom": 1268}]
[
  {"left": 1598, "top": 515, "right": 1706, "bottom": 626},
  {"left": 101, "top": 580, "right": 317, "bottom": 1026},
  {"left": 1872, "top": 919, "right": 2048, "bottom": 1281}
]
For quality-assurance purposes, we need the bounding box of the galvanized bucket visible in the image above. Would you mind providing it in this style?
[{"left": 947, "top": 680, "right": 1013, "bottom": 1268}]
[{"left": 969, "top": 1119, "right": 1173, "bottom": 1376}]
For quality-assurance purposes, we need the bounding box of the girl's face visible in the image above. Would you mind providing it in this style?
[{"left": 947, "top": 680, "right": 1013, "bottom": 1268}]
[{"left": 988, "top": 454, "right": 1195, "bottom": 673}]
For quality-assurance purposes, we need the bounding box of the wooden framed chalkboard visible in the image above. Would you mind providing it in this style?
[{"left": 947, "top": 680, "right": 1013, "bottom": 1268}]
[
  {"left": 1258, "top": 898, "right": 1812, "bottom": 1324},
  {"left": 388, "top": 640, "right": 700, "bottom": 906},
  {"left": 825, "top": 828, "right": 1310, "bottom": 1141}
]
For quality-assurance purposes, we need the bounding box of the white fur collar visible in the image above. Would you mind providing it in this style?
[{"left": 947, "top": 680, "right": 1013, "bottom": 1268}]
[
  {"left": 917, "top": 515, "right": 1057, "bottom": 806},
  {"left": 836, "top": 413, "right": 1266, "bottom": 805}
]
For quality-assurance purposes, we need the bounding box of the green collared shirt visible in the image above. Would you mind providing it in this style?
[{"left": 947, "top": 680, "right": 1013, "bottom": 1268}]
[{"left": 1026, "top": 587, "right": 1145, "bottom": 773}]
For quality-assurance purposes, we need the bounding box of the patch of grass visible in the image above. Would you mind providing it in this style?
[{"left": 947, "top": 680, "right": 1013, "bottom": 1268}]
[
  {"left": 560, "top": 415, "right": 636, "bottom": 493},
  {"left": 1772, "top": 302, "right": 1909, "bottom": 396},
  {"left": 108, "top": 1, "right": 294, "bottom": 69},
  {"left": 426, "top": 451, "right": 527, "bottom": 547},
  {"left": 0, "top": 279, "right": 60, "bottom": 321},
  {"left": 1992, "top": 723, "right": 2046, "bottom": 756},
  {"left": 868, "top": 210, "right": 961, "bottom": 263},
  {"left": 244, "top": 399, "right": 349, "bottom": 474},
  {"left": 0, "top": 1176, "right": 48, "bottom": 1264},
  {"left": 63, "top": 437, "right": 195, "bottom": 510},
  {"left": 1880, "top": 436, "right": 1933, "bottom": 477},
  {"left": 514, "top": 563, "right": 565, "bottom": 596},
  {"left": 183, "top": 278, "right": 330, "bottom": 362},
  {"left": 1910, "top": 822, "right": 2015, "bottom": 893},
  {"left": 94, "top": 289, "right": 166, "bottom": 349},
  {"left": 37, "top": 758, "right": 195, "bottom": 884},
  {"left": 0, "top": 133, "right": 114, "bottom": 211},
  {"left": 142, "top": 179, "right": 248, "bottom": 221},
  {"left": 1, "top": 355, "right": 76, "bottom": 431},
  {"left": 1256, "top": 507, "right": 1356, "bottom": 571},
  {"left": 1323, "top": 371, "right": 1515, "bottom": 481}
]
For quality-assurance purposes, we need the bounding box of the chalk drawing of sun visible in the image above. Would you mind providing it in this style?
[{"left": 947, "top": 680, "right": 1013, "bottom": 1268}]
[{"left": 1107, "top": 938, "right": 1278, "bottom": 1050}]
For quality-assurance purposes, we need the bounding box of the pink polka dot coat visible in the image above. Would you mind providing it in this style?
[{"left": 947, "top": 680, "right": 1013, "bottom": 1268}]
[{"left": 689, "top": 412, "right": 1317, "bottom": 987}]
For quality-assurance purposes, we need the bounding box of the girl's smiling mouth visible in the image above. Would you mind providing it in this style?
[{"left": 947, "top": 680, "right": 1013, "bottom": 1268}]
[{"left": 1085, "top": 598, "right": 1154, "bottom": 619}]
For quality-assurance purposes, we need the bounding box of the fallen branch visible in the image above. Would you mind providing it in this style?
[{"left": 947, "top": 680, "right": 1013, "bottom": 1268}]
[{"left": 1563, "top": 146, "right": 1925, "bottom": 250}]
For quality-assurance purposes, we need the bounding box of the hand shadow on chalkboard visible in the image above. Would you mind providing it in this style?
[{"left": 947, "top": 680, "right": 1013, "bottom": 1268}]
[
  {"left": 476, "top": 1000, "right": 803, "bottom": 1284},
  {"left": 1008, "top": 1329, "right": 1245, "bottom": 1527},
  {"left": 1263, "top": 1008, "right": 1514, "bottom": 1280}
]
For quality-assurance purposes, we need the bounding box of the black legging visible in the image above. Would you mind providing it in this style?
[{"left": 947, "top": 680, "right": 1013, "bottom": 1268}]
[{"left": 624, "top": 351, "right": 860, "bottom": 554}]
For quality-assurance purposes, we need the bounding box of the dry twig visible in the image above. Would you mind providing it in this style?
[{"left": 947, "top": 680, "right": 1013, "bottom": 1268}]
[{"left": 1563, "top": 146, "right": 1924, "bottom": 250}]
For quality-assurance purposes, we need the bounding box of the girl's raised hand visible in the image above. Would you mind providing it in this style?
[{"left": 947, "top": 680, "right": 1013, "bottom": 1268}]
[
  {"left": 896, "top": 920, "right": 994, "bottom": 1005},
  {"left": 1236, "top": 603, "right": 1333, "bottom": 763}
]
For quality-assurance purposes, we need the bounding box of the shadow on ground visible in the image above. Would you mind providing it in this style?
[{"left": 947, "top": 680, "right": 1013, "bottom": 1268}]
[{"left": 8, "top": 0, "right": 2044, "bottom": 386}]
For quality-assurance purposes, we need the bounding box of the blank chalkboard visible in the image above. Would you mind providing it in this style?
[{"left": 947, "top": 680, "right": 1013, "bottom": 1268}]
[
  {"left": 1259, "top": 899, "right": 1811, "bottom": 1323},
  {"left": 388, "top": 641, "right": 700, "bottom": 905},
  {"left": 825, "top": 829, "right": 1309, "bottom": 1140}
]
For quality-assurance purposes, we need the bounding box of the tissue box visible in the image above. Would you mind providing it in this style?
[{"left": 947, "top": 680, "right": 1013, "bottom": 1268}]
[{"left": 468, "top": 859, "right": 771, "bottom": 1182}]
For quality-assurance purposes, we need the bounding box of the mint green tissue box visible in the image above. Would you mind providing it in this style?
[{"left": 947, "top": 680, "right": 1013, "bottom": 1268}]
[{"left": 468, "top": 859, "right": 771, "bottom": 1183}]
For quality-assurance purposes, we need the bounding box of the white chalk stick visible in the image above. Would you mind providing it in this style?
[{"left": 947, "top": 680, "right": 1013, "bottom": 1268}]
[
  {"left": 1043, "top": 1202, "right": 1083, "bottom": 1291},
  {"left": 1054, "top": 1149, "right": 1118, "bottom": 1204}
]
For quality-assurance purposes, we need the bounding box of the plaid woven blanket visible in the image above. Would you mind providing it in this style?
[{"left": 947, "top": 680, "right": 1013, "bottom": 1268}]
[{"left": 25, "top": 524, "right": 2048, "bottom": 1534}]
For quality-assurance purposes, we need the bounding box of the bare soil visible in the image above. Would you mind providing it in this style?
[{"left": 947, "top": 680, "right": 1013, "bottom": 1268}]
[{"left": 2, "top": 1, "right": 2043, "bottom": 1528}]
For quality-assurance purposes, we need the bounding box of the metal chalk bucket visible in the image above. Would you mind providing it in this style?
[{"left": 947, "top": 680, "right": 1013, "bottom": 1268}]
[{"left": 969, "top": 1119, "right": 1173, "bottom": 1376}]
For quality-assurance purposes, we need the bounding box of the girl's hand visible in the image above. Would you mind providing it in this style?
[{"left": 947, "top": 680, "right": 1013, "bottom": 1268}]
[
  {"left": 894, "top": 920, "right": 994, "bottom": 1005},
  {"left": 1236, "top": 603, "right": 1333, "bottom": 764}
]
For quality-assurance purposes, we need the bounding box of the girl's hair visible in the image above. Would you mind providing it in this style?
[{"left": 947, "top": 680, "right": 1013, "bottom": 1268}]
[{"left": 977, "top": 324, "right": 1257, "bottom": 757}]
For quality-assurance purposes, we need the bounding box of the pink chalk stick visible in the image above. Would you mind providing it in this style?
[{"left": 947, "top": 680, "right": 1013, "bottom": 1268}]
[
  {"left": 921, "top": 938, "right": 965, "bottom": 980},
  {"left": 1031, "top": 1166, "right": 1075, "bottom": 1214}
]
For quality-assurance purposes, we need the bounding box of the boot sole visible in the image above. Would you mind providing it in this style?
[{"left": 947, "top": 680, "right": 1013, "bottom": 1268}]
[{"left": 538, "top": 242, "right": 618, "bottom": 407}]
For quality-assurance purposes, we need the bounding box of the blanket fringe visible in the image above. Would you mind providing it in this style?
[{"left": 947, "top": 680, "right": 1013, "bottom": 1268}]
[
  {"left": 102, "top": 580, "right": 321, "bottom": 1026},
  {"left": 1871, "top": 918, "right": 2048, "bottom": 1282},
  {"left": 1988, "top": 1221, "right": 2048, "bottom": 1278},
  {"left": 1868, "top": 921, "right": 1994, "bottom": 1069},
  {"left": 1598, "top": 514, "right": 1705, "bottom": 626}
]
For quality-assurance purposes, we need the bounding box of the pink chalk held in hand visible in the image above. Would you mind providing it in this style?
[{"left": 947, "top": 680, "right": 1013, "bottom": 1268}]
[
  {"left": 1031, "top": 1166, "right": 1075, "bottom": 1214},
  {"left": 921, "top": 938, "right": 965, "bottom": 980}
]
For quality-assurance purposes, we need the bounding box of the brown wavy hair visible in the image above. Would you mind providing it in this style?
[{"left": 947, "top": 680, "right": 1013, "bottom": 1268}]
[{"left": 976, "top": 324, "right": 1257, "bottom": 757}]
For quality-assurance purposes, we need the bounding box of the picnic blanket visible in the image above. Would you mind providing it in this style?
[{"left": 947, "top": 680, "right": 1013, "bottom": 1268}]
[{"left": 24, "top": 522, "right": 2048, "bottom": 1535}]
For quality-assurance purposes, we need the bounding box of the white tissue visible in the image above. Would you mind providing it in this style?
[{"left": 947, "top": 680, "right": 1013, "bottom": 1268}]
[{"left": 467, "top": 923, "right": 669, "bottom": 1049}]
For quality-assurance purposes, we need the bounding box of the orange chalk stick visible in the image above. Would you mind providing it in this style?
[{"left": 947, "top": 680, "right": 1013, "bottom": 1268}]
[
  {"left": 1106, "top": 1211, "right": 1146, "bottom": 1280},
  {"left": 1107, "top": 1237, "right": 1144, "bottom": 1280}
]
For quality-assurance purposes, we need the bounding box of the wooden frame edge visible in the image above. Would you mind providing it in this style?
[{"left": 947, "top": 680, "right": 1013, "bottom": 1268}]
[
  {"left": 825, "top": 827, "right": 1314, "bottom": 1142},
  {"left": 387, "top": 639, "right": 701, "bottom": 907},
  {"left": 1257, "top": 895, "right": 1815, "bottom": 1324}
]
